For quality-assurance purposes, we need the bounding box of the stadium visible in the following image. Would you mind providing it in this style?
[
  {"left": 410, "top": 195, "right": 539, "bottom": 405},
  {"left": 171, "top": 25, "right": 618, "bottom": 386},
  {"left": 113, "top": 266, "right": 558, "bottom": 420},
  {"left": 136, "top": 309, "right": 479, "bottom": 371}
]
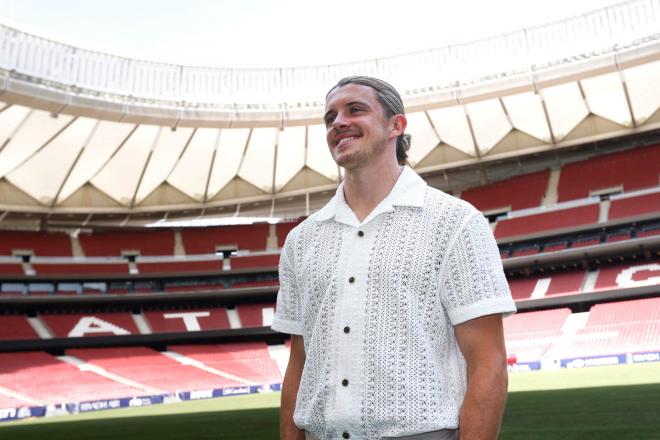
[{"left": 0, "top": 0, "right": 659, "bottom": 438}]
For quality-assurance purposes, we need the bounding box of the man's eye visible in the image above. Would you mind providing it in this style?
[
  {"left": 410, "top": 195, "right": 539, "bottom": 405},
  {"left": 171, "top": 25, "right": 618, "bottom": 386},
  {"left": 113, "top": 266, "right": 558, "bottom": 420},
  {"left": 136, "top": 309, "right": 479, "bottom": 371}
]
[{"left": 350, "top": 107, "right": 362, "bottom": 113}]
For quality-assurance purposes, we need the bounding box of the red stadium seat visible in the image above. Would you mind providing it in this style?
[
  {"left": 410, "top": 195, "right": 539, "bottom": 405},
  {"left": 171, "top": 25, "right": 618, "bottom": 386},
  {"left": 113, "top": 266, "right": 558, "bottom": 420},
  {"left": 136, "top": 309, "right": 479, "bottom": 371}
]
[
  {"left": 608, "top": 192, "right": 660, "bottom": 220},
  {"left": 557, "top": 144, "right": 660, "bottom": 202},
  {"left": 181, "top": 224, "right": 269, "bottom": 254},
  {"left": 504, "top": 308, "right": 571, "bottom": 362},
  {"left": 137, "top": 259, "right": 223, "bottom": 274},
  {"left": 79, "top": 230, "right": 175, "bottom": 257},
  {"left": 0, "top": 315, "right": 40, "bottom": 340},
  {"left": 144, "top": 308, "right": 231, "bottom": 333},
  {"left": 0, "top": 352, "right": 147, "bottom": 405},
  {"left": 494, "top": 204, "right": 599, "bottom": 239},
  {"left": 461, "top": 169, "right": 550, "bottom": 212},
  {"left": 32, "top": 262, "right": 130, "bottom": 276},
  {"left": 0, "top": 231, "right": 71, "bottom": 257},
  {"left": 67, "top": 347, "right": 247, "bottom": 391},
  {"left": 40, "top": 312, "right": 140, "bottom": 338}
]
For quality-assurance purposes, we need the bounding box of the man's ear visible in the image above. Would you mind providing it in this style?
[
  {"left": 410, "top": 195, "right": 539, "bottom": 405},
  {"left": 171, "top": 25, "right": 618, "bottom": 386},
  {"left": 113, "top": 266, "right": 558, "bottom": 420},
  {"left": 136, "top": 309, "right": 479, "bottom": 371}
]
[{"left": 390, "top": 114, "right": 407, "bottom": 140}]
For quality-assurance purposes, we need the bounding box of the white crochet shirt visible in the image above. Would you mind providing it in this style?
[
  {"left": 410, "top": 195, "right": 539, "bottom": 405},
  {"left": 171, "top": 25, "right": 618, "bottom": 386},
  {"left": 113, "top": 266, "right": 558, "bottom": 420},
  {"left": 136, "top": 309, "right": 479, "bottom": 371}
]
[{"left": 272, "top": 166, "right": 516, "bottom": 440}]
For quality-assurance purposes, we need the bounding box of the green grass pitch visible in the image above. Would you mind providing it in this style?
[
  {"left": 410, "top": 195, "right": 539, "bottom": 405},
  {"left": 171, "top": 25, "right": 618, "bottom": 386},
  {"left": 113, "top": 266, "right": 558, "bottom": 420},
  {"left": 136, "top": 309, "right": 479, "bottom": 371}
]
[{"left": 2, "top": 362, "right": 660, "bottom": 439}]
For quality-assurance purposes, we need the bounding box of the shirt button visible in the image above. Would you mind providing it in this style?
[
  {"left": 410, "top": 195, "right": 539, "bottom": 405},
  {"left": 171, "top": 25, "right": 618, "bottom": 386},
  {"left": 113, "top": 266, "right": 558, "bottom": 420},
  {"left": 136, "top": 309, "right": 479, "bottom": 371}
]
[
  {"left": 357, "top": 230, "right": 364, "bottom": 237},
  {"left": 348, "top": 276, "right": 355, "bottom": 283},
  {"left": 341, "top": 379, "right": 349, "bottom": 387},
  {"left": 343, "top": 326, "right": 350, "bottom": 334},
  {"left": 342, "top": 433, "right": 350, "bottom": 439}
]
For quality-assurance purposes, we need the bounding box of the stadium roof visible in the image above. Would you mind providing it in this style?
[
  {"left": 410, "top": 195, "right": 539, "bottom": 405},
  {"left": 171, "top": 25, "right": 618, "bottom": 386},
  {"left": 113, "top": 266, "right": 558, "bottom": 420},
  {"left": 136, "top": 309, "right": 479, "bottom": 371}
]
[{"left": 0, "top": 0, "right": 659, "bottom": 228}]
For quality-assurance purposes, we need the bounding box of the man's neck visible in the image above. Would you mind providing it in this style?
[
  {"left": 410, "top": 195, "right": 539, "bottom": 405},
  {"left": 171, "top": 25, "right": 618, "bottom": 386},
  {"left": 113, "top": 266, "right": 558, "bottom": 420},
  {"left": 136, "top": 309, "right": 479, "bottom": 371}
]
[{"left": 343, "top": 159, "right": 403, "bottom": 223}]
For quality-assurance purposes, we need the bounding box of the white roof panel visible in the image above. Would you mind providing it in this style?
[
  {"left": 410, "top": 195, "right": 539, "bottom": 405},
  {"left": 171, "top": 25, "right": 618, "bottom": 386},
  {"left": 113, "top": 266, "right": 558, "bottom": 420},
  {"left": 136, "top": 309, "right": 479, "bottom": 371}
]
[
  {"left": 91, "top": 124, "right": 159, "bottom": 205},
  {"left": 58, "top": 121, "right": 136, "bottom": 203},
  {"left": 502, "top": 92, "right": 550, "bottom": 142},
  {"left": 135, "top": 127, "right": 194, "bottom": 204},
  {"left": 0, "top": 110, "right": 74, "bottom": 178},
  {"left": 275, "top": 125, "right": 306, "bottom": 191},
  {"left": 0, "top": 105, "right": 31, "bottom": 146},
  {"left": 542, "top": 82, "right": 589, "bottom": 141},
  {"left": 427, "top": 106, "right": 476, "bottom": 155},
  {"left": 207, "top": 128, "right": 250, "bottom": 197},
  {"left": 7, "top": 117, "right": 97, "bottom": 204},
  {"left": 405, "top": 112, "right": 440, "bottom": 166},
  {"left": 466, "top": 98, "right": 512, "bottom": 154},
  {"left": 581, "top": 73, "right": 631, "bottom": 127},
  {"left": 167, "top": 128, "right": 218, "bottom": 201},
  {"left": 624, "top": 59, "right": 660, "bottom": 124},
  {"left": 238, "top": 127, "right": 278, "bottom": 193}
]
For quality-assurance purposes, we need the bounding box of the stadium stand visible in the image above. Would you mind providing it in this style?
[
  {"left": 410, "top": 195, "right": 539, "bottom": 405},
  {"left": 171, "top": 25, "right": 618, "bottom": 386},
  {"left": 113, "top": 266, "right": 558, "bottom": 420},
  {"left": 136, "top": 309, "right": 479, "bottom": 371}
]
[
  {"left": 31, "top": 262, "right": 130, "bottom": 276},
  {"left": 494, "top": 204, "right": 600, "bottom": 239},
  {"left": 593, "top": 258, "right": 660, "bottom": 291},
  {"left": 67, "top": 347, "right": 248, "bottom": 391},
  {"left": 79, "top": 230, "right": 175, "bottom": 257},
  {"left": 0, "top": 395, "right": 29, "bottom": 410},
  {"left": 136, "top": 259, "right": 223, "bottom": 274},
  {"left": 460, "top": 169, "right": 550, "bottom": 212},
  {"left": 0, "top": 231, "right": 71, "bottom": 257},
  {"left": 171, "top": 342, "right": 282, "bottom": 384},
  {"left": 236, "top": 303, "right": 275, "bottom": 328},
  {"left": 40, "top": 313, "right": 140, "bottom": 338},
  {"left": 0, "top": 263, "right": 24, "bottom": 275},
  {"left": 557, "top": 144, "right": 660, "bottom": 202},
  {"left": 230, "top": 254, "right": 279, "bottom": 269},
  {"left": 181, "top": 224, "right": 270, "bottom": 254},
  {"left": 144, "top": 308, "right": 231, "bottom": 333},
  {"left": 0, "top": 316, "right": 39, "bottom": 340},
  {"left": 608, "top": 192, "right": 660, "bottom": 220},
  {"left": 503, "top": 308, "right": 572, "bottom": 363},
  {"left": 558, "top": 297, "right": 660, "bottom": 358},
  {"left": 0, "top": 351, "right": 147, "bottom": 404},
  {"left": 163, "top": 282, "right": 224, "bottom": 293},
  {"left": 276, "top": 221, "right": 303, "bottom": 248}
]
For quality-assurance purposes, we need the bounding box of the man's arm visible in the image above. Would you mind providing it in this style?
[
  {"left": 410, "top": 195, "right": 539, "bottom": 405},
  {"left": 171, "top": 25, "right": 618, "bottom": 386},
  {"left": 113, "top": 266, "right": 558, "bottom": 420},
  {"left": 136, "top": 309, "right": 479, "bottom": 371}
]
[
  {"left": 455, "top": 313, "right": 509, "bottom": 440},
  {"left": 281, "top": 335, "right": 306, "bottom": 440}
]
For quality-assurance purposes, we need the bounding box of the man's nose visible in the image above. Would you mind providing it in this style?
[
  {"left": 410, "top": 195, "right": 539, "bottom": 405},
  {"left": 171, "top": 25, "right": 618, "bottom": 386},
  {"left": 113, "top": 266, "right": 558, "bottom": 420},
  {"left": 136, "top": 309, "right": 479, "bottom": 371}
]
[{"left": 332, "top": 111, "right": 349, "bottom": 129}]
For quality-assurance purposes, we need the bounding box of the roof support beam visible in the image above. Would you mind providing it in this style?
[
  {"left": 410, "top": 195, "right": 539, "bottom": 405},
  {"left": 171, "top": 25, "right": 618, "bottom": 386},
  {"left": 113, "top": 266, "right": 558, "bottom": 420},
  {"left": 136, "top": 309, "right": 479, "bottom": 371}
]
[
  {"left": 130, "top": 127, "right": 162, "bottom": 208},
  {"left": 52, "top": 120, "right": 100, "bottom": 207}
]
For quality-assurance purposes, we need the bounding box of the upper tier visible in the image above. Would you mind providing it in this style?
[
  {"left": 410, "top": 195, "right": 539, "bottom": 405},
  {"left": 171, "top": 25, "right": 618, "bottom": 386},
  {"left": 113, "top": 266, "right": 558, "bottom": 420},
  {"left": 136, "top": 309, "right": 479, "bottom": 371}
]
[{"left": 0, "top": 0, "right": 659, "bottom": 223}]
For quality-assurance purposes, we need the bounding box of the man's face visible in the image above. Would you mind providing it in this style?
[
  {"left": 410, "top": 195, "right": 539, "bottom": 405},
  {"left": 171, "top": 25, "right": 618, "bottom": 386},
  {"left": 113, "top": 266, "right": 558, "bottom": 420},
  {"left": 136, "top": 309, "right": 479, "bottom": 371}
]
[{"left": 324, "top": 83, "right": 394, "bottom": 170}]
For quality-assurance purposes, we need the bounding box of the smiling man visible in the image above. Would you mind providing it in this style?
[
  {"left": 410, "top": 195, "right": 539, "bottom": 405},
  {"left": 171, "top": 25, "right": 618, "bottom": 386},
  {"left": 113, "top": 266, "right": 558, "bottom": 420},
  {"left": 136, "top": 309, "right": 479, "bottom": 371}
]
[{"left": 272, "top": 76, "right": 516, "bottom": 440}]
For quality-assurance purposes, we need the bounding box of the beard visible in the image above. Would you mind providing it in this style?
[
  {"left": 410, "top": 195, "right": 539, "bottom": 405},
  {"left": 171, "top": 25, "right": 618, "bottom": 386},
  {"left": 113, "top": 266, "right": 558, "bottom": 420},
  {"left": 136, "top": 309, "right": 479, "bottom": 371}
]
[{"left": 333, "top": 130, "right": 389, "bottom": 170}]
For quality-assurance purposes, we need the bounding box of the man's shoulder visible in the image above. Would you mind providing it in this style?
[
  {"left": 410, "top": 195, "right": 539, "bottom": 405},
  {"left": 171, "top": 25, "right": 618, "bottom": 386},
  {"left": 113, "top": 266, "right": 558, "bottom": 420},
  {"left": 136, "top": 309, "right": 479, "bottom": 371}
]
[
  {"left": 281, "top": 215, "right": 320, "bottom": 246},
  {"left": 423, "top": 185, "right": 480, "bottom": 220}
]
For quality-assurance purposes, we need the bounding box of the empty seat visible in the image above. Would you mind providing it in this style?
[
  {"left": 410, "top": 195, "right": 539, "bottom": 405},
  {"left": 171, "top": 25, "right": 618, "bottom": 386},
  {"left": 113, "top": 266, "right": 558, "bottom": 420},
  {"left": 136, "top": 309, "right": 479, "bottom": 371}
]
[
  {"left": 494, "top": 204, "right": 599, "bottom": 239},
  {"left": 181, "top": 224, "right": 269, "bottom": 254},
  {"left": 0, "top": 231, "right": 71, "bottom": 257},
  {"left": 557, "top": 144, "right": 660, "bottom": 202},
  {"left": 461, "top": 169, "right": 550, "bottom": 212},
  {"left": 79, "top": 230, "right": 175, "bottom": 257},
  {"left": 608, "top": 192, "right": 660, "bottom": 220}
]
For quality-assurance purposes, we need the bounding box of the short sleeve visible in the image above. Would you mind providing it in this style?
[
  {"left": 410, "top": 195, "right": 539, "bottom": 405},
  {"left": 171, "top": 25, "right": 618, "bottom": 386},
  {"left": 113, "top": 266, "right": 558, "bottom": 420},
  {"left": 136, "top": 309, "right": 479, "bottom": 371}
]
[
  {"left": 271, "top": 233, "right": 304, "bottom": 335},
  {"left": 440, "top": 211, "right": 516, "bottom": 325}
]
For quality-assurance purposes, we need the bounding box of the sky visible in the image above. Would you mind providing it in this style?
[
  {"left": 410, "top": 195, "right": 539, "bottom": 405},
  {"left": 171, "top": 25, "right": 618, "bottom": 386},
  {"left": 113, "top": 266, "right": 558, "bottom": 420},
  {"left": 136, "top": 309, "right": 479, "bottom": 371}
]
[{"left": 0, "top": 0, "right": 627, "bottom": 68}]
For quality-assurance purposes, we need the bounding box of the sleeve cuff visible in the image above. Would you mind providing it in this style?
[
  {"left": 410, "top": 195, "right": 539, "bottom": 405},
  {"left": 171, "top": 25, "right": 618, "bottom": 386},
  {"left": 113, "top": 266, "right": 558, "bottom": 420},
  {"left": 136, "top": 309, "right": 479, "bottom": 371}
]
[
  {"left": 271, "top": 317, "right": 304, "bottom": 335},
  {"left": 448, "top": 296, "right": 517, "bottom": 326}
]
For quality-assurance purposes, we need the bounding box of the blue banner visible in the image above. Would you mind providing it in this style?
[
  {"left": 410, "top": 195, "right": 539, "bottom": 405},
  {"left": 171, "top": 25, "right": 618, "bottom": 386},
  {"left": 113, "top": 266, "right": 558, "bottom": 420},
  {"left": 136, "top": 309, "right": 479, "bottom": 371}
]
[
  {"left": 0, "top": 405, "right": 47, "bottom": 422},
  {"left": 561, "top": 354, "right": 626, "bottom": 368}
]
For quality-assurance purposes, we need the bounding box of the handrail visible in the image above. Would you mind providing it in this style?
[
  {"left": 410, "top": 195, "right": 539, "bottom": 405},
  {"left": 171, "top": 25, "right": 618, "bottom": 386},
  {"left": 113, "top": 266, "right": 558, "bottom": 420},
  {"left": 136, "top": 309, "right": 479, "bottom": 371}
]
[{"left": 0, "top": 0, "right": 659, "bottom": 106}]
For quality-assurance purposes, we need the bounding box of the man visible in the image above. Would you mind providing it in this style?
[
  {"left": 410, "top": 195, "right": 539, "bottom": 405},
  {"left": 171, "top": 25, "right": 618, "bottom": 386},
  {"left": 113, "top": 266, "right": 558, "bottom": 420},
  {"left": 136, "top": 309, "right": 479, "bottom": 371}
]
[{"left": 272, "top": 76, "right": 516, "bottom": 440}]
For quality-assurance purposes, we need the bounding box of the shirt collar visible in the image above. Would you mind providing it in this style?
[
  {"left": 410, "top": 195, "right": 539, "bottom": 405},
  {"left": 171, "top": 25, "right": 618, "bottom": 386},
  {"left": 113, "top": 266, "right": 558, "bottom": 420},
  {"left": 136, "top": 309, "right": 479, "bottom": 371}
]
[{"left": 314, "top": 166, "right": 427, "bottom": 225}]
